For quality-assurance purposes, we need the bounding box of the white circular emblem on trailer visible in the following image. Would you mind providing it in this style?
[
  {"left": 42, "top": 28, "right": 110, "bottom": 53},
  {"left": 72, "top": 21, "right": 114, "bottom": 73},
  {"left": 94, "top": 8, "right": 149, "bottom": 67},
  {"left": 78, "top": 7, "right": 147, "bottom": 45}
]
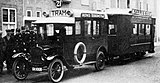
[{"left": 74, "top": 42, "right": 87, "bottom": 64}]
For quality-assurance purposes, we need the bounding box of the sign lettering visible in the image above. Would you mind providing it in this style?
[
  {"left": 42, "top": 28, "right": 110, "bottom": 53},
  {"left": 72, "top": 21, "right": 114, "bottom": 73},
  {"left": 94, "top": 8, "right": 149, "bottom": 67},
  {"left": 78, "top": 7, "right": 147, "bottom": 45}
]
[
  {"left": 55, "top": 0, "right": 62, "bottom": 8},
  {"left": 52, "top": 9, "right": 73, "bottom": 17},
  {"left": 81, "top": 13, "right": 105, "bottom": 18},
  {"left": 132, "top": 9, "right": 151, "bottom": 16},
  {"left": 53, "top": 0, "right": 71, "bottom": 8}
]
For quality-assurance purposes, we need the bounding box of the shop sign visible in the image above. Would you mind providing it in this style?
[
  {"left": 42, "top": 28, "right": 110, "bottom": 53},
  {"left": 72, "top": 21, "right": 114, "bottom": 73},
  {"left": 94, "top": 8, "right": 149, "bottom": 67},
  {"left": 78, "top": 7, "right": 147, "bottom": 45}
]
[
  {"left": 81, "top": 13, "right": 105, "bottom": 18},
  {"left": 51, "top": 9, "right": 73, "bottom": 17},
  {"left": 131, "top": 16, "right": 152, "bottom": 23},
  {"left": 132, "top": 9, "right": 151, "bottom": 16}
]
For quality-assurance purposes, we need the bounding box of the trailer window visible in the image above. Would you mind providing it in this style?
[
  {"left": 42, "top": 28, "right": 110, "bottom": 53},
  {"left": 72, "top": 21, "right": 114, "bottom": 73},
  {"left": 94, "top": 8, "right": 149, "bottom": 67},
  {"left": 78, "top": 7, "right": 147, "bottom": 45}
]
[
  {"left": 93, "top": 20, "right": 100, "bottom": 35},
  {"left": 133, "top": 24, "right": 137, "bottom": 35},
  {"left": 75, "top": 21, "right": 81, "bottom": 35},
  {"left": 84, "top": 20, "right": 91, "bottom": 36},
  {"left": 109, "top": 24, "right": 117, "bottom": 35},
  {"left": 146, "top": 24, "right": 150, "bottom": 35},
  {"left": 139, "top": 24, "right": 145, "bottom": 35}
]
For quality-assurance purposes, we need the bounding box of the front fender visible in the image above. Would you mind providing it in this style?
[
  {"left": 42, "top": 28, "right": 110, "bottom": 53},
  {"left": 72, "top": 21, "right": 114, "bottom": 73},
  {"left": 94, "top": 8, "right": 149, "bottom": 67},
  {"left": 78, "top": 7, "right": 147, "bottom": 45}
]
[
  {"left": 12, "top": 53, "right": 26, "bottom": 58},
  {"left": 47, "top": 54, "right": 73, "bottom": 69},
  {"left": 46, "top": 55, "right": 58, "bottom": 61}
]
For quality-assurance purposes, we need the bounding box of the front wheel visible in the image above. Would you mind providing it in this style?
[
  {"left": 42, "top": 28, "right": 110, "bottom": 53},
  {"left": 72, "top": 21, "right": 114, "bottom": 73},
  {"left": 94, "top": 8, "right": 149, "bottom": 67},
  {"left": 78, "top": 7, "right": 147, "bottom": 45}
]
[
  {"left": 48, "top": 59, "right": 64, "bottom": 83},
  {"left": 12, "top": 58, "right": 29, "bottom": 80},
  {"left": 95, "top": 51, "right": 105, "bottom": 71}
]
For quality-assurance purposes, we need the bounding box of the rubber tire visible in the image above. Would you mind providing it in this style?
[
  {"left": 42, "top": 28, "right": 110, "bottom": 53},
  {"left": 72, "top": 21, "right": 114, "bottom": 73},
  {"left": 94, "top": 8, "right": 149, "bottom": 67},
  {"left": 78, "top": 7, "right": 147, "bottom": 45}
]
[
  {"left": 48, "top": 59, "right": 64, "bottom": 83},
  {"left": 95, "top": 51, "right": 105, "bottom": 71},
  {"left": 12, "top": 58, "right": 28, "bottom": 81},
  {"left": 136, "top": 52, "right": 146, "bottom": 59}
]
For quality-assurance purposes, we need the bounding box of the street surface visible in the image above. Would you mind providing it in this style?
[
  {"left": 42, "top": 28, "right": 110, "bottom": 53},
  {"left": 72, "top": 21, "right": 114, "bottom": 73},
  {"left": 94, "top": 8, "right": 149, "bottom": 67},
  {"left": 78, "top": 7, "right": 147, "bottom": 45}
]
[{"left": 1, "top": 46, "right": 160, "bottom": 83}]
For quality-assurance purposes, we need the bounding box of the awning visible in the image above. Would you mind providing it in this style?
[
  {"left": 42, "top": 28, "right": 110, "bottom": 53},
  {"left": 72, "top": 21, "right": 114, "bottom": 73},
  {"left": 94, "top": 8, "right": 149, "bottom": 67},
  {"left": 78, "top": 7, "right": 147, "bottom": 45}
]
[
  {"left": 23, "top": 17, "right": 41, "bottom": 21},
  {"left": 32, "top": 17, "right": 75, "bottom": 24}
]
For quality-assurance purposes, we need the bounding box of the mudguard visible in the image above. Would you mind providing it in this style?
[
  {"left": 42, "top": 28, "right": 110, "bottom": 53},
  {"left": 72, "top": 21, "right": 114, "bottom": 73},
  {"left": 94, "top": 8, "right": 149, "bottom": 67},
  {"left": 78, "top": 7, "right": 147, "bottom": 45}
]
[
  {"left": 46, "top": 54, "right": 59, "bottom": 61},
  {"left": 12, "top": 53, "right": 26, "bottom": 58},
  {"left": 47, "top": 54, "right": 73, "bottom": 69}
]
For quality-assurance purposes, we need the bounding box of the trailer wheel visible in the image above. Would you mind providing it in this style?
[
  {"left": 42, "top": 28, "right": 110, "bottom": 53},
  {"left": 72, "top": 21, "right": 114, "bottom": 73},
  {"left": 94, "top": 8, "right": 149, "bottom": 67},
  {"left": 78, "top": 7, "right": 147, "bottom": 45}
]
[
  {"left": 12, "top": 58, "right": 28, "bottom": 80},
  {"left": 136, "top": 52, "right": 146, "bottom": 59},
  {"left": 48, "top": 59, "right": 64, "bottom": 83},
  {"left": 95, "top": 51, "right": 105, "bottom": 71}
]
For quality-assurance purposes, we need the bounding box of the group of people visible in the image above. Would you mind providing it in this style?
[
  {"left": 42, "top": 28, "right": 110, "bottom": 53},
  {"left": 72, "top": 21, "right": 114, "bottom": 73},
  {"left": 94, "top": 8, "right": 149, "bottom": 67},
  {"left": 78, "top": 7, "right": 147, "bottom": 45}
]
[
  {"left": 0, "top": 27, "right": 38, "bottom": 74},
  {"left": 0, "top": 25, "right": 67, "bottom": 74}
]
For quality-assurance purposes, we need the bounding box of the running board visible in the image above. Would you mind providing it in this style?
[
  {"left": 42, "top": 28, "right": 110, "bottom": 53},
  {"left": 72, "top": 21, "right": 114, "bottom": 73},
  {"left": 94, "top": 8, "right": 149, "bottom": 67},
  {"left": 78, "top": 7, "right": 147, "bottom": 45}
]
[
  {"left": 83, "top": 61, "right": 96, "bottom": 65},
  {"left": 72, "top": 61, "right": 96, "bottom": 69}
]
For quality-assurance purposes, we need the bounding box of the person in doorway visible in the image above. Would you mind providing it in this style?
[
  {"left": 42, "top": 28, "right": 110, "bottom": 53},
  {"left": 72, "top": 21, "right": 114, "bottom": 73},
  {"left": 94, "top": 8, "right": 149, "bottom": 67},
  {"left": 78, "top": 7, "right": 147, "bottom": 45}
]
[
  {"left": 0, "top": 30, "right": 6, "bottom": 74},
  {"left": 3, "top": 29, "right": 15, "bottom": 72}
]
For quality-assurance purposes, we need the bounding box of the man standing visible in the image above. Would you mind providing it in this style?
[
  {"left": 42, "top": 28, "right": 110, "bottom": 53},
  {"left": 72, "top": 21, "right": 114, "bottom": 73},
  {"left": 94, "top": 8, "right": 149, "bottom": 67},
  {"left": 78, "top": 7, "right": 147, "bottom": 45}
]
[
  {"left": 3, "top": 29, "right": 15, "bottom": 72},
  {"left": 0, "top": 30, "right": 6, "bottom": 74}
]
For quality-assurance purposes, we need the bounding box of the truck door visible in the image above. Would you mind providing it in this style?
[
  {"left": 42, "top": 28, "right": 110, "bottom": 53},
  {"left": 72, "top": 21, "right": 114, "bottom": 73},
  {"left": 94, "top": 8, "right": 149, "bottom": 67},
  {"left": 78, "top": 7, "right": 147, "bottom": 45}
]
[{"left": 83, "top": 19, "right": 106, "bottom": 61}]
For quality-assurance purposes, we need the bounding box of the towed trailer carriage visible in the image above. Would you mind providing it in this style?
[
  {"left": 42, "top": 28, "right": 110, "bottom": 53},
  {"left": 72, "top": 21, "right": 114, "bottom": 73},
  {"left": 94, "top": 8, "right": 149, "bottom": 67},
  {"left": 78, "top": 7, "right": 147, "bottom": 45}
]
[
  {"left": 12, "top": 9, "right": 109, "bottom": 82},
  {"left": 106, "top": 8, "right": 155, "bottom": 59}
]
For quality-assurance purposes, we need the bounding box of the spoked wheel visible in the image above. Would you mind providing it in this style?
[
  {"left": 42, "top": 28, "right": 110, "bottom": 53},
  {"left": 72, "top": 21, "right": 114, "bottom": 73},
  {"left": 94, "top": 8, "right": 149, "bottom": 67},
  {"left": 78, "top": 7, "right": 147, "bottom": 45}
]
[
  {"left": 48, "top": 59, "right": 64, "bottom": 83},
  {"left": 12, "top": 58, "right": 29, "bottom": 80},
  {"left": 95, "top": 51, "right": 105, "bottom": 71}
]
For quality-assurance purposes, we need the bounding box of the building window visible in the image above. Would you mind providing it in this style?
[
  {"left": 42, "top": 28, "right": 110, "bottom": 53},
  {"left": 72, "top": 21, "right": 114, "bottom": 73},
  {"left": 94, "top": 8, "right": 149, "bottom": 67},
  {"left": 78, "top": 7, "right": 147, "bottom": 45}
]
[
  {"left": 36, "top": 11, "right": 41, "bottom": 17},
  {"left": 81, "top": 0, "right": 89, "bottom": 6},
  {"left": 10, "top": 10, "right": 15, "bottom": 22},
  {"left": 84, "top": 20, "right": 91, "bottom": 36},
  {"left": 146, "top": 3, "right": 148, "bottom": 11},
  {"left": 117, "top": 0, "right": 120, "bottom": 8},
  {"left": 127, "top": 0, "right": 130, "bottom": 8},
  {"left": 26, "top": 10, "right": 32, "bottom": 17},
  {"left": 75, "top": 21, "right": 81, "bottom": 35},
  {"left": 3, "top": 9, "right": 8, "bottom": 22},
  {"left": 2, "top": 8, "right": 16, "bottom": 36},
  {"left": 139, "top": 1, "right": 142, "bottom": 10}
]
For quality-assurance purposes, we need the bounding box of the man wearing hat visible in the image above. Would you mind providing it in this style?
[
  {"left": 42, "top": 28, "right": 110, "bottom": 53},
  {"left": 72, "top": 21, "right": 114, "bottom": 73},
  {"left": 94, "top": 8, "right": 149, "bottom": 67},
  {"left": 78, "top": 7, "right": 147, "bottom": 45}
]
[
  {"left": 3, "top": 29, "right": 15, "bottom": 72},
  {"left": 10, "top": 29, "right": 15, "bottom": 37},
  {"left": 0, "top": 30, "right": 6, "bottom": 74}
]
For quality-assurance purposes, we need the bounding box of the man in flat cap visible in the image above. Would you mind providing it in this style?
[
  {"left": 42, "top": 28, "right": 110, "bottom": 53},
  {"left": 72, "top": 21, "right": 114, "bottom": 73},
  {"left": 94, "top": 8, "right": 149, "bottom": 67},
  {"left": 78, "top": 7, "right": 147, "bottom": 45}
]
[
  {"left": 3, "top": 29, "right": 15, "bottom": 72},
  {"left": 10, "top": 29, "right": 15, "bottom": 37}
]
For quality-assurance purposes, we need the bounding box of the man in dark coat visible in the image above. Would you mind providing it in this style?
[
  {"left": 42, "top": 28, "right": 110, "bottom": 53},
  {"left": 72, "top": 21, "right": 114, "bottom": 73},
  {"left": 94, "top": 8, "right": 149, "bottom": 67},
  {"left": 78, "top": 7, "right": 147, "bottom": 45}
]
[
  {"left": 14, "top": 28, "right": 24, "bottom": 52},
  {"left": 0, "top": 30, "right": 6, "bottom": 74},
  {"left": 3, "top": 29, "right": 15, "bottom": 72}
]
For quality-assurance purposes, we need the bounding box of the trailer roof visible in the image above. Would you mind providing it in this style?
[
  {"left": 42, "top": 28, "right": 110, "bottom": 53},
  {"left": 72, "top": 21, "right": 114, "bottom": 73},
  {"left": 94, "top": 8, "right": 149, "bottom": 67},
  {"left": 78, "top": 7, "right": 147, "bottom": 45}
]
[{"left": 106, "top": 8, "right": 132, "bottom": 15}]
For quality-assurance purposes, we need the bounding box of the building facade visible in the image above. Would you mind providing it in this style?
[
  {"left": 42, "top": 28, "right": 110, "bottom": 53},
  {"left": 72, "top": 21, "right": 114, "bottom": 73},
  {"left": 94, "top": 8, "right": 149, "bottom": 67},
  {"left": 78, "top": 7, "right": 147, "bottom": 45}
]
[
  {"left": 0, "top": 0, "right": 158, "bottom": 40},
  {"left": 0, "top": 0, "right": 23, "bottom": 37},
  {"left": 23, "top": 0, "right": 55, "bottom": 28}
]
